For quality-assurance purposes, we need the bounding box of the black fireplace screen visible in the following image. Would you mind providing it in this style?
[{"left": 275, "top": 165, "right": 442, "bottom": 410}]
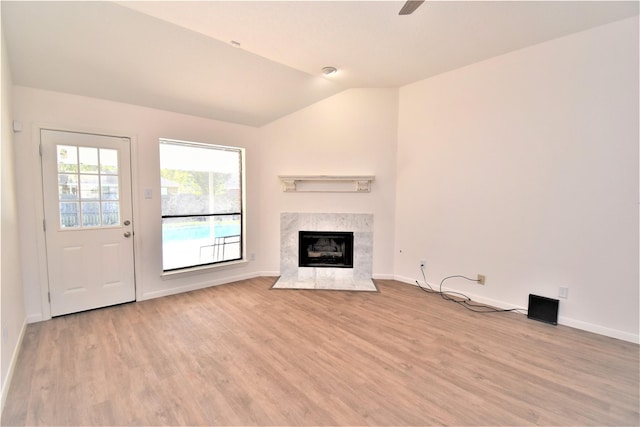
[{"left": 298, "top": 231, "right": 354, "bottom": 268}]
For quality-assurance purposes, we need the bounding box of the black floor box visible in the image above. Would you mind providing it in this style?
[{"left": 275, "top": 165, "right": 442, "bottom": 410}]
[{"left": 527, "top": 294, "right": 559, "bottom": 325}]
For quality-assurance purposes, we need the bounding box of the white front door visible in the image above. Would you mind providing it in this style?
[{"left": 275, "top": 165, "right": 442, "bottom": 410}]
[{"left": 41, "top": 129, "right": 135, "bottom": 316}]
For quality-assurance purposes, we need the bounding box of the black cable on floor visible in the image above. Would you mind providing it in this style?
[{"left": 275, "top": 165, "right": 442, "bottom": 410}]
[{"left": 416, "top": 266, "right": 527, "bottom": 314}]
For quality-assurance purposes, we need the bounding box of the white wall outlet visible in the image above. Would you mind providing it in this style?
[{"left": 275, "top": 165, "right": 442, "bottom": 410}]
[{"left": 559, "top": 287, "right": 569, "bottom": 299}]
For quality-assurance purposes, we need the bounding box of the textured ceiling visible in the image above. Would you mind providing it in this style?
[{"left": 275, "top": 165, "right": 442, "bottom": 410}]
[{"left": 2, "top": 1, "right": 638, "bottom": 127}]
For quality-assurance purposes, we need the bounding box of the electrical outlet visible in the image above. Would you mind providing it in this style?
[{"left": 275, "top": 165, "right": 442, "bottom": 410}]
[
  {"left": 559, "top": 287, "right": 569, "bottom": 299},
  {"left": 477, "top": 274, "right": 486, "bottom": 285},
  {"left": 420, "top": 260, "right": 426, "bottom": 268}
]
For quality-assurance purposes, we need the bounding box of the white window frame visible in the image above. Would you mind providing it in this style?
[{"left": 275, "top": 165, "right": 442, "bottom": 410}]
[{"left": 159, "top": 138, "right": 246, "bottom": 274}]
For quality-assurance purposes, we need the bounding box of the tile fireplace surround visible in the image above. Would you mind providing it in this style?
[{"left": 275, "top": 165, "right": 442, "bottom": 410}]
[{"left": 272, "top": 212, "right": 377, "bottom": 291}]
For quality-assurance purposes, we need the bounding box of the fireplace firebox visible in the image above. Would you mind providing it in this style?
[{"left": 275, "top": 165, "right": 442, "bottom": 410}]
[{"left": 299, "top": 231, "right": 354, "bottom": 268}]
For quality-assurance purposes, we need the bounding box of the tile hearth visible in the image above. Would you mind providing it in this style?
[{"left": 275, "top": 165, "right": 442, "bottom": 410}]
[
  {"left": 272, "top": 276, "right": 378, "bottom": 292},
  {"left": 272, "top": 212, "right": 376, "bottom": 292}
]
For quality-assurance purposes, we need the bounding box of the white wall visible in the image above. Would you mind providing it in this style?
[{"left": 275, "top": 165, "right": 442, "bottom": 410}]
[
  {"left": 1, "top": 27, "right": 27, "bottom": 408},
  {"left": 257, "top": 89, "right": 398, "bottom": 277},
  {"left": 11, "top": 86, "right": 399, "bottom": 321},
  {"left": 7, "top": 18, "right": 638, "bottom": 344},
  {"left": 11, "top": 87, "right": 261, "bottom": 321},
  {"left": 395, "top": 17, "right": 639, "bottom": 342}
]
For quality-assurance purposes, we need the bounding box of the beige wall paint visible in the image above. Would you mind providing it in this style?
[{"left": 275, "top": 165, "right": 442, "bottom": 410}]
[
  {"left": 1, "top": 28, "right": 27, "bottom": 408},
  {"left": 11, "top": 87, "right": 261, "bottom": 320},
  {"left": 11, "top": 87, "right": 399, "bottom": 321},
  {"left": 5, "top": 17, "right": 638, "bottom": 345},
  {"left": 395, "top": 17, "right": 639, "bottom": 341},
  {"left": 257, "top": 88, "right": 399, "bottom": 278}
]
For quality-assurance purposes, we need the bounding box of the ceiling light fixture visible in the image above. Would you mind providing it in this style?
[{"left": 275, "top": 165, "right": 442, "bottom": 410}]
[{"left": 321, "top": 66, "right": 337, "bottom": 76}]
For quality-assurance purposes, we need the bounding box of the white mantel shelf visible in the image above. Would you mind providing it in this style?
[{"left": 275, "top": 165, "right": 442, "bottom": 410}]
[{"left": 278, "top": 175, "right": 375, "bottom": 193}]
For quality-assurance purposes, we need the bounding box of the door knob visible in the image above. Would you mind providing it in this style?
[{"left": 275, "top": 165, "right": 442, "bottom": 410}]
[
  {"left": 124, "top": 220, "right": 131, "bottom": 226},
  {"left": 124, "top": 231, "right": 132, "bottom": 238}
]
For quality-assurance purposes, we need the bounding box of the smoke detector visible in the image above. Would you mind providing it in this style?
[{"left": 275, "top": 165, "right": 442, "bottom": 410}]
[{"left": 321, "top": 66, "right": 337, "bottom": 76}]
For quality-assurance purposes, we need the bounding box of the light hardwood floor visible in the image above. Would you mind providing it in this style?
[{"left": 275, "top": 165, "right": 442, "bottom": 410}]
[{"left": 2, "top": 277, "right": 638, "bottom": 426}]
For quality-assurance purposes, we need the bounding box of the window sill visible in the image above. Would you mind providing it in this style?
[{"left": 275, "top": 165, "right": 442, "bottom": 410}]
[{"left": 161, "top": 259, "right": 248, "bottom": 280}]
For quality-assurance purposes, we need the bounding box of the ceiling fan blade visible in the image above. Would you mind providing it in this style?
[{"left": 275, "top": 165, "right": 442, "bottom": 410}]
[{"left": 399, "top": 0, "right": 425, "bottom": 15}]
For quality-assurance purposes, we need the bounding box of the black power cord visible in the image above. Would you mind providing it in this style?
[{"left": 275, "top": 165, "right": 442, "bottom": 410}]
[{"left": 415, "top": 266, "right": 527, "bottom": 314}]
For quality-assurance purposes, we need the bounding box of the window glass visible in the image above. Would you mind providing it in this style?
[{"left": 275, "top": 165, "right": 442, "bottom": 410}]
[
  {"left": 160, "top": 139, "right": 244, "bottom": 271},
  {"left": 56, "top": 145, "right": 121, "bottom": 228}
]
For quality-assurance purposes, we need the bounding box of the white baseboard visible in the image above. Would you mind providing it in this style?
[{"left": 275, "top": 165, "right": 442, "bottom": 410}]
[
  {"left": 393, "top": 275, "right": 639, "bottom": 344},
  {"left": 394, "top": 274, "right": 421, "bottom": 286},
  {"left": 372, "top": 273, "right": 395, "bottom": 280},
  {"left": 26, "top": 313, "right": 44, "bottom": 324},
  {"left": 141, "top": 271, "right": 261, "bottom": 301},
  {"left": 558, "top": 317, "right": 639, "bottom": 344},
  {"left": 1, "top": 319, "right": 27, "bottom": 414},
  {"left": 260, "top": 271, "right": 280, "bottom": 277},
  {"left": 395, "top": 274, "right": 525, "bottom": 310}
]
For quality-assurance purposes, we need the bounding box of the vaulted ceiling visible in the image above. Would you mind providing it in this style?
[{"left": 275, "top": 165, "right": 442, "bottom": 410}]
[{"left": 2, "top": 1, "right": 638, "bottom": 127}]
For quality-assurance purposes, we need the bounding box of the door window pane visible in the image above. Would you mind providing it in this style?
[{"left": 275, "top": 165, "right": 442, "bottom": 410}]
[
  {"left": 99, "top": 149, "right": 118, "bottom": 174},
  {"left": 58, "top": 174, "right": 79, "bottom": 200},
  {"left": 57, "top": 145, "right": 78, "bottom": 173},
  {"left": 102, "top": 202, "right": 120, "bottom": 225},
  {"left": 80, "top": 174, "right": 100, "bottom": 199},
  {"left": 101, "top": 175, "right": 119, "bottom": 200},
  {"left": 81, "top": 202, "right": 101, "bottom": 227},
  {"left": 60, "top": 202, "right": 79, "bottom": 228},
  {"left": 79, "top": 147, "right": 99, "bottom": 173},
  {"left": 56, "top": 144, "right": 121, "bottom": 229}
]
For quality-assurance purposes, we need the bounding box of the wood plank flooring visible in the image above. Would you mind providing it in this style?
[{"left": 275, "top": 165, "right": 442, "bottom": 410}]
[{"left": 2, "top": 277, "right": 638, "bottom": 426}]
